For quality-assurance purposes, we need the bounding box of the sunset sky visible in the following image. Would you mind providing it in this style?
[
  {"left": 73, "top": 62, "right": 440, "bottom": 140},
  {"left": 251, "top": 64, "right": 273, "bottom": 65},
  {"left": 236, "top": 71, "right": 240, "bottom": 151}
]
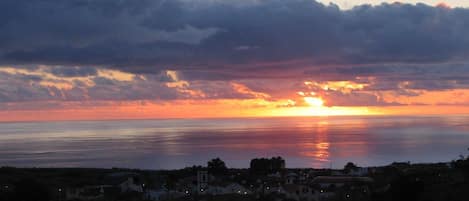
[{"left": 1, "top": 0, "right": 469, "bottom": 121}]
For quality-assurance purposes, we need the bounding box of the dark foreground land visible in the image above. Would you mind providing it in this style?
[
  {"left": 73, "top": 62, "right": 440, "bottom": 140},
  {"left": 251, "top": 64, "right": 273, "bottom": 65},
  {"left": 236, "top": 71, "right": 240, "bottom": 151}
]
[{"left": 1, "top": 156, "right": 469, "bottom": 201}]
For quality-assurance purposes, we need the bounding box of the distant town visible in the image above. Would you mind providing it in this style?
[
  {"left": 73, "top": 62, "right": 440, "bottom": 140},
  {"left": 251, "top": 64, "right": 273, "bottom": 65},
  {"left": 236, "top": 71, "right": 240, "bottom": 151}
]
[{"left": 1, "top": 155, "right": 469, "bottom": 201}]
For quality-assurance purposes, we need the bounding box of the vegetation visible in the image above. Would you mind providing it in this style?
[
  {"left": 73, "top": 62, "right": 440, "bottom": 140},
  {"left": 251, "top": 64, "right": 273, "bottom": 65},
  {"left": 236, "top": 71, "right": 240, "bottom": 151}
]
[
  {"left": 249, "top": 156, "right": 285, "bottom": 174},
  {"left": 2, "top": 152, "right": 469, "bottom": 201},
  {"left": 207, "top": 158, "right": 228, "bottom": 175},
  {"left": 344, "top": 162, "right": 359, "bottom": 173}
]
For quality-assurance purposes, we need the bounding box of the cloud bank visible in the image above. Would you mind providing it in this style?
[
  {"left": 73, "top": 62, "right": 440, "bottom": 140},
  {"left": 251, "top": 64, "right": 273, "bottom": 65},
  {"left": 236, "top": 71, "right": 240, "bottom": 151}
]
[{"left": 1, "top": 0, "right": 469, "bottom": 111}]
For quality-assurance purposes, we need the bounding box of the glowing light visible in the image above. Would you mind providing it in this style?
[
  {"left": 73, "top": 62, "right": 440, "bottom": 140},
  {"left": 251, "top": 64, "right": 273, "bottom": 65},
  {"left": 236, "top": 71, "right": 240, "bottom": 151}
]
[
  {"left": 303, "top": 80, "right": 368, "bottom": 94},
  {"left": 97, "top": 69, "right": 135, "bottom": 81},
  {"left": 304, "top": 97, "right": 324, "bottom": 107},
  {"left": 231, "top": 83, "right": 270, "bottom": 99}
]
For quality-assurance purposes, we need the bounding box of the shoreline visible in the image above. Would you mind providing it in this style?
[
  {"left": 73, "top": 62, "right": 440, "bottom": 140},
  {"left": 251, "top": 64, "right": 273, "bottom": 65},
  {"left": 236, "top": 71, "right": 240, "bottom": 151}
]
[
  {"left": 0, "top": 160, "right": 455, "bottom": 172},
  {"left": 2, "top": 157, "right": 468, "bottom": 201}
]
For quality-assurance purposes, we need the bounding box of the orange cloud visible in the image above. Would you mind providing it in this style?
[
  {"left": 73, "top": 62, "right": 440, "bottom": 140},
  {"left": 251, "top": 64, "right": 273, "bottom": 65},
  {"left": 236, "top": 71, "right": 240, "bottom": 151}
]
[
  {"left": 231, "top": 83, "right": 270, "bottom": 99},
  {"left": 304, "top": 80, "right": 369, "bottom": 94},
  {"left": 381, "top": 89, "right": 469, "bottom": 105}
]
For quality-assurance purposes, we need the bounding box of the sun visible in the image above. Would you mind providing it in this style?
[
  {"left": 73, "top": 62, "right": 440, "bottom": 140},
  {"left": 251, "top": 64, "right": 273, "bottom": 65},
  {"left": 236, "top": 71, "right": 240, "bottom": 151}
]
[{"left": 304, "top": 97, "right": 324, "bottom": 107}]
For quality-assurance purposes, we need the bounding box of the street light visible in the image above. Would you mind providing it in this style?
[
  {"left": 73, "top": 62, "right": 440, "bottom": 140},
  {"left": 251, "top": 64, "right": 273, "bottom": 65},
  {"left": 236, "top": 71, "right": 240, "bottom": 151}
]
[{"left": 58, "top": 188, "right": 63, "bottom": 201}]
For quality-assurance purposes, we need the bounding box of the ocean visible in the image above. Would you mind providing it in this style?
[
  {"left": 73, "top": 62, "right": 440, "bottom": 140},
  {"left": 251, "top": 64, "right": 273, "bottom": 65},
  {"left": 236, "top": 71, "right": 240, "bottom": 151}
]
[{"left": 1, "top": 115, "right": 468, "bottom": 169}]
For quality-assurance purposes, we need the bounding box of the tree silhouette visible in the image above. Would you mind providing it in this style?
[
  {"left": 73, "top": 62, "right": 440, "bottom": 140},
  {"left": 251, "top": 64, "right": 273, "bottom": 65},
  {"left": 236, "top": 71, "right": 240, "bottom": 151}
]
[
  {"left": 344, "top": 162, "right": 359, "bottom": 173},
  {"left": 207, "top": 158, "right": 227, "bottom": 175},
  {"left": 250, "top": 156, "right": 285, "bottom": 174},
  {"left": 12, "top": 178, "right": 50, "bottom": 201}
]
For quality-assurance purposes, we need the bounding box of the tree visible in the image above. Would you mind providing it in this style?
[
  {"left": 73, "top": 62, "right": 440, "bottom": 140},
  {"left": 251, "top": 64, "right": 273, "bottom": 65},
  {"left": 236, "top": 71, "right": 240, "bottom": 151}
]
[
  {"left": 207, "top": 158, "right": 227, "bottom": 175},
  {"left": 389, "top": 175, "right": 424, "bottom": 201},
  {"left": 250, "top": 156, "right": 285, "bottom": 174},
  {"left": 271, "top": 156, "right": 286, "bottom": 170},
  {"left": 344, "top": 162, "right": 358, "bottom": 172},
  {"left": 12, "top": 178, "right": 50, "bottom": 201}
]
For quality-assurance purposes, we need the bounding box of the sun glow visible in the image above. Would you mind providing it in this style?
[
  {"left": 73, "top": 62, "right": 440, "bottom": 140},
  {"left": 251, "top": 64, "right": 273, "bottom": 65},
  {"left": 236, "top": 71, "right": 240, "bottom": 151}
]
[
  {"left": 304, "top": 97, "right": 324, "bottom": 107},
  {"left": 293, "top": 81, "right": 377, "bottom": 116},
  {"left": 290, "top": 92, "right": 374, "bottom": 116}
]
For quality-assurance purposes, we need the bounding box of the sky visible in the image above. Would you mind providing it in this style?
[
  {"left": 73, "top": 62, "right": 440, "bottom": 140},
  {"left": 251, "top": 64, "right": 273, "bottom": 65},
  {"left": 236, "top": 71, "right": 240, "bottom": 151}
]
[
  {"left": 318, "top": 0, "right": 469, "bottom": 9},
  {"left": 1, "top": 0, "right": 469, "bottom": 121}
]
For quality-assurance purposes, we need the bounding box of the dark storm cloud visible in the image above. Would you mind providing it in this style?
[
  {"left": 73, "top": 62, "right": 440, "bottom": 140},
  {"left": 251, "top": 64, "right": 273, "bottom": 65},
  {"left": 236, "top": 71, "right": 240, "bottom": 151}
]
[
  {"left": 0, "top": 68, "right": 270, "bottom": 103},
  {"left": 323, "top": 91, "right": 403, "bottom": 107},
  {"left": 1, "top": 0, "right": 469, "bottom": 73},
  {"left": 2, "top": 0, "right": 469, "bottom": 107},
  {"left": 304, "top": 63, "right": 469, "bottom": 91},
  {"left": 0, "top": 71, "right": 52, "bottom": 102}
]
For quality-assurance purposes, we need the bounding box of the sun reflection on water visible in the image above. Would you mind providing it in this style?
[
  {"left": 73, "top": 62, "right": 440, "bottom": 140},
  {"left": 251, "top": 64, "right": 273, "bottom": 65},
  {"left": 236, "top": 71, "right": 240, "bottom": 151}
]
[{"left": 300, "top": 120, "right": 331, "bottom": 167}]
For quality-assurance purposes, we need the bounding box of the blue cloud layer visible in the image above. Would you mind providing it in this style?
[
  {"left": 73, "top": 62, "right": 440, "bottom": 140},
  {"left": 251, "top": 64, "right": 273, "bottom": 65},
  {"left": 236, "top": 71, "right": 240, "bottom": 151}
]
[{"left": 1, "top": 0, "right": 469, "bottom": 107}]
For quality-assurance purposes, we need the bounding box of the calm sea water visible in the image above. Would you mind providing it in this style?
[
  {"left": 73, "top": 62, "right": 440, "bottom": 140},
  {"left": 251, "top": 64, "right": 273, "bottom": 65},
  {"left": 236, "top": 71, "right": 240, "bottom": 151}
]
[{"left": 1, "top": 116, "right": 469, "bottom": 169}]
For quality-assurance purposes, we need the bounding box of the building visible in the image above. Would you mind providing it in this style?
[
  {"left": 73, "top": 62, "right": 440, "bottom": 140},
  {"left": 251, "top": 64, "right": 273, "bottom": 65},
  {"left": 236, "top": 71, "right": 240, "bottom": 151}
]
[
  {"left": 207, "top": 183, "right": 251, "bottom": 195},
  {"left": 348, "top": 167, "right": 369, "bottom": 176},
  {"left": 65, "top": 185, "right": 113, "bottom": 200},
  {"left": 286, "top": 172, "right": 298, "bottom": 184},
  {"left": 119, "top": 177, "right": 144, "bottom": 193},
  {"left": 283, "top": 184, "right": 317, "bottom": 201},
  {"left": 197, "top": 171, "right": 209, "bottom": 193},
  {"left": 312, "top": 176, "right": 374, "bottom": 188}
]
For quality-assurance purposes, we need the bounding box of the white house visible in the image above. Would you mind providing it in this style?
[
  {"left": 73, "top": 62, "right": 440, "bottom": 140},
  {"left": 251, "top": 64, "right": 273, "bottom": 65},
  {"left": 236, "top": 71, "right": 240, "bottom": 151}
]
[
  {"left": 144, "top": 189, "right": 166, "bottom": 201},
  {"left": 348, "top": 167, "right": 369, "bottom": 176},
  {"left": 286, "top": 172, "right": 298, "bottom": 184},
  {"left": 119, "top": 177, "right": 143, "bottom": 193},
  {"left": 65, "top": 185, "right": 112, "bottom": 200},
  {"left": 207, "top": 183, "right": 251, "bottom": 195},
  {"left": 283, "top": 184, "right": 317, "bottom": 201},
  {"left": 144, "top": 189, "right": 188, "bottom": 201},
  {"left": 312, "top": 176, "right": 374, "bottom": 188}
]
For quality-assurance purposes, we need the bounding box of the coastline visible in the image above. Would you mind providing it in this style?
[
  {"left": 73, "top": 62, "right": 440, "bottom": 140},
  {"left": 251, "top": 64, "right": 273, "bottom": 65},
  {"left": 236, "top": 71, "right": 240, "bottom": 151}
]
[{"left": 2, "top": 157, "right": 469, "bottom": 201}]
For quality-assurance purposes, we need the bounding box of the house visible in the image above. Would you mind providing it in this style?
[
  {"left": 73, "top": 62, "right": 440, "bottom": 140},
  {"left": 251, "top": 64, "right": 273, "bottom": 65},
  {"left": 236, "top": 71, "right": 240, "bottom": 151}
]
[
  {"left": 175, "top": 175, "right": 197, "bottom": 192},
  {"left": 224, "top": 183, "right": 251, "bottom": 194},
  {"left": 331, "top": 170, "right": 346, "bottom": 176},
  {"left": 311, "top": 176, "right": 373, "bottom": 200},
  {"left": 105, "top": 172, "right": 145, "bottom": 193},
  {"left": 197, "top": 171, "right": 208, "bottom": 193},
  {"left": 316, "top": 190, "right": 336, "bottom": 201},
  {"left": 207, "top": 183, "right": 251, "bottom": 195},
  {"left": 119, "top": 177, "right": 143, "bottom": 193},
  {"left": 268, "top": 171, "right": 282, "bottom": 178},
  {"left": 348, "top": 167, "right": 369, "bottom": 176},
  {"left": 390, "top": 162, "right": 411, "bottom": 170},
  {"left": 283, "top": 184, "right": 317, "bottom": 201},
  {"left": 263, "top": 185, "right": 285, "bottom": 194},
  {"left": 1, "top": 184, "right": 13, "bottom": 193},
  {"left": 65, "top": 185, "right": 113, "bottom": 200},
  {"left": 286, "top": 172, "right": 298, "bottom": 184},
  {"left": 312, "top": 176, "right": 373, "bottom": 188},
  {"left": 298, "top": 171, "right": 309, "bottom": 182},
  {"left": 144, "top": 189, "right": 187, "bottom": 201},
  {"left": 144, "top": 189, "right": 166, "bottom": 201}
]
